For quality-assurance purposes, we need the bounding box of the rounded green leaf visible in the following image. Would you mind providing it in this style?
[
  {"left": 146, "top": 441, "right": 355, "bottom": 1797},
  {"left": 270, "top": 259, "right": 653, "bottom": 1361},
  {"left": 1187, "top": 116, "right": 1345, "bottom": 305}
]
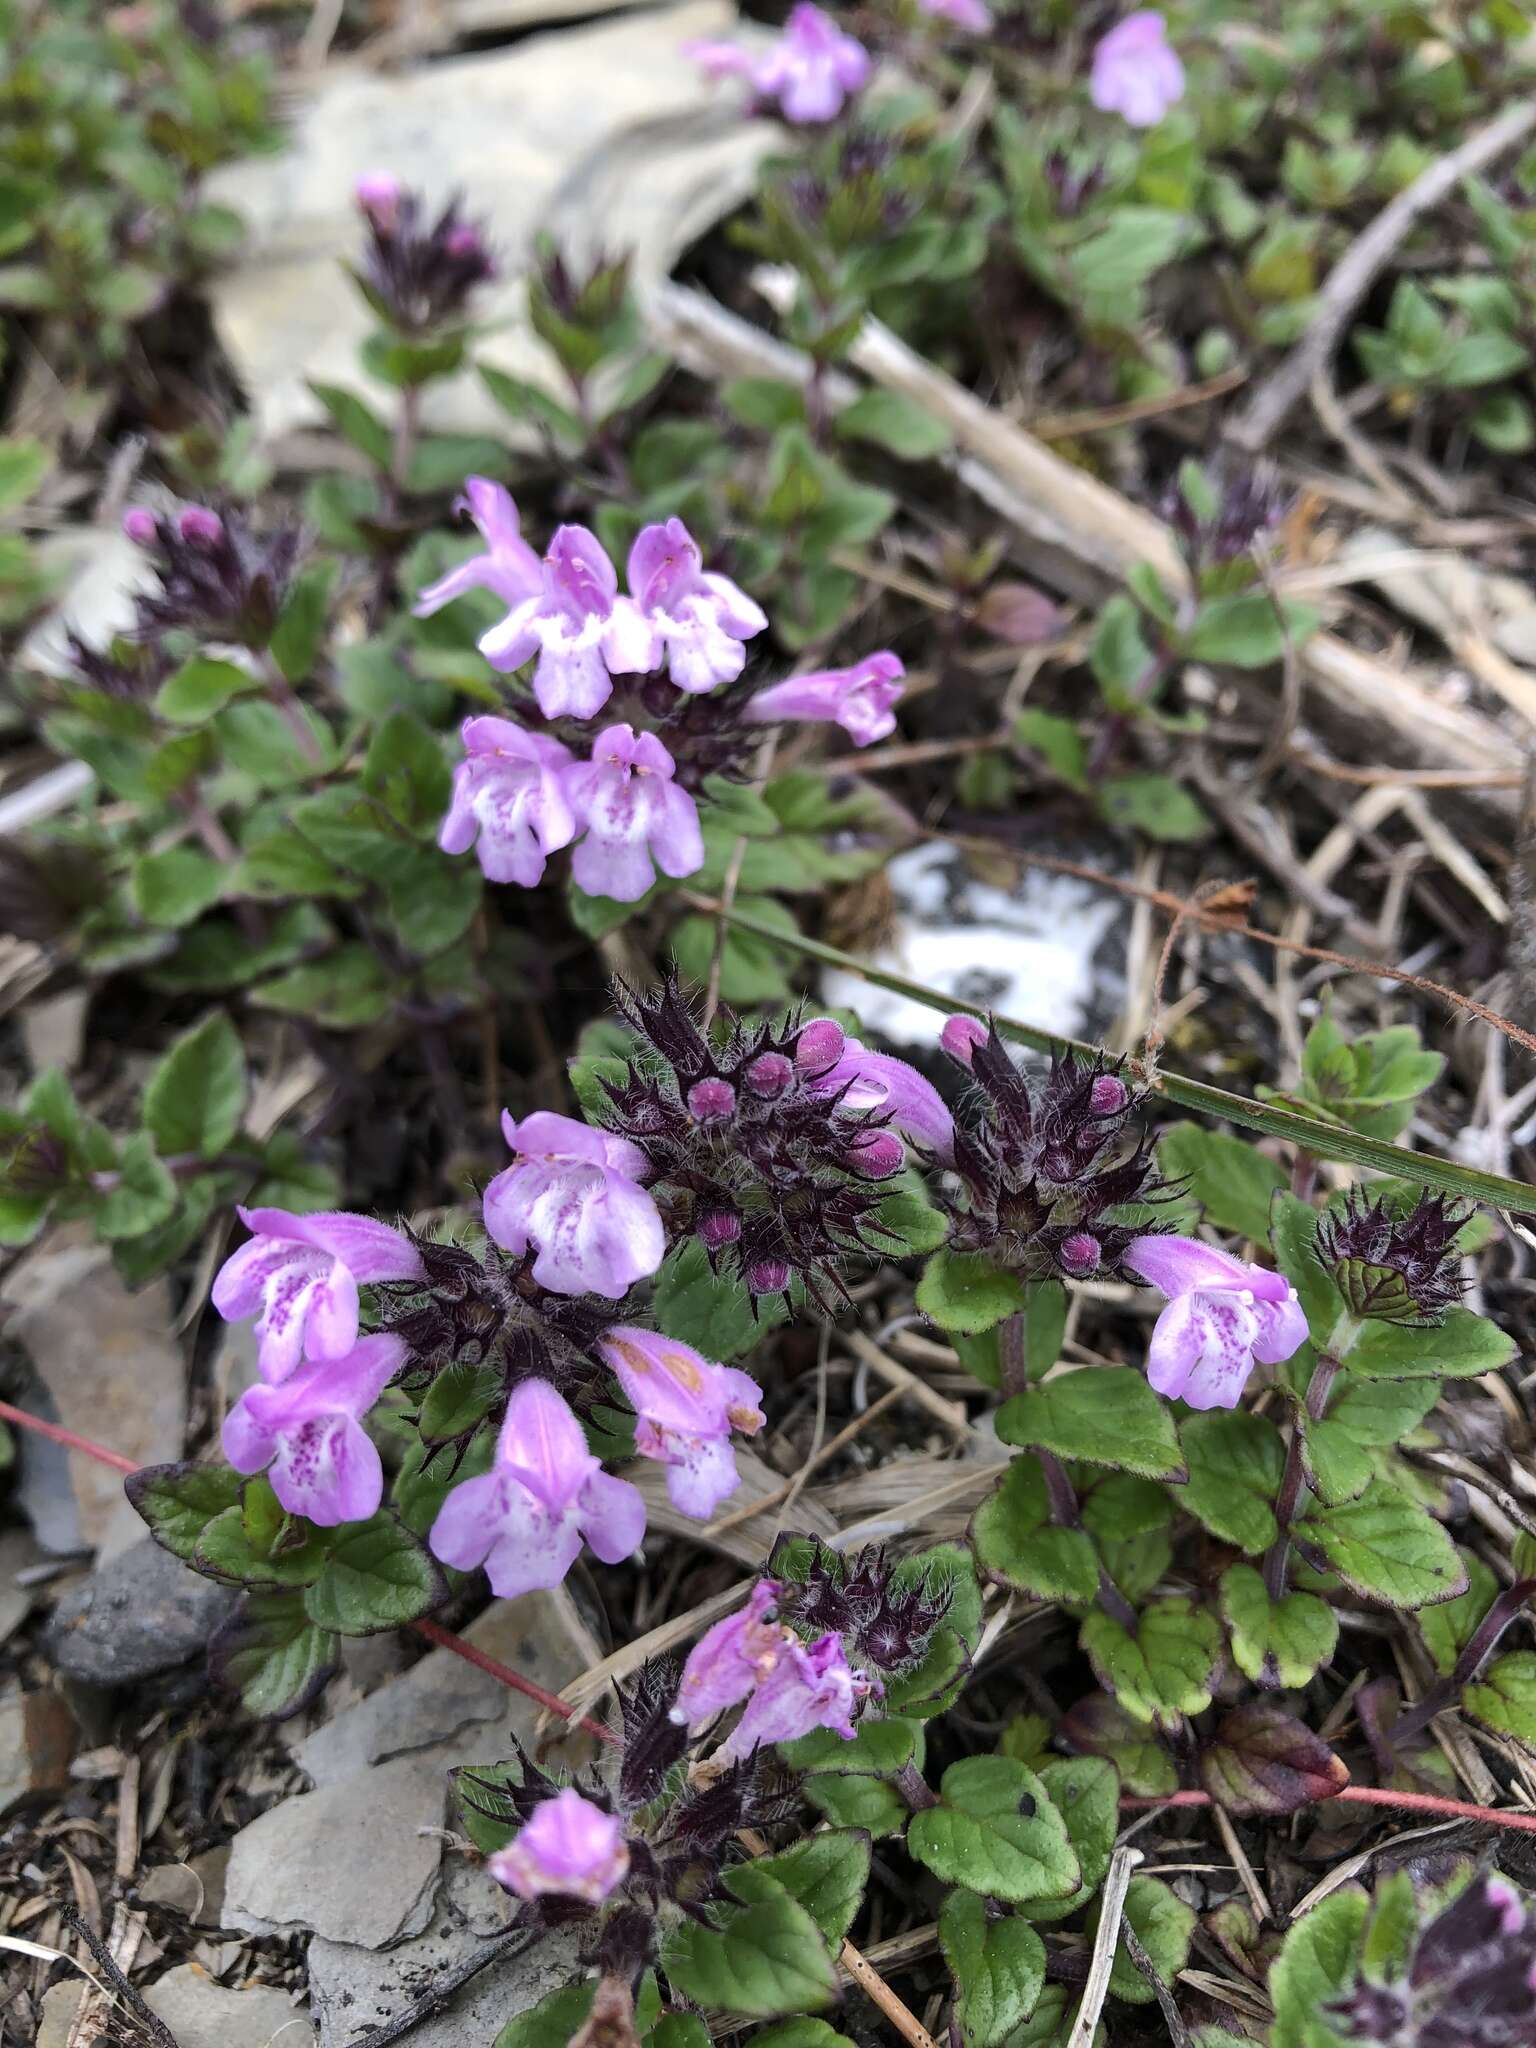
[{"left": 907, "top": 1756, "right": 1079, "bottom": 1905}]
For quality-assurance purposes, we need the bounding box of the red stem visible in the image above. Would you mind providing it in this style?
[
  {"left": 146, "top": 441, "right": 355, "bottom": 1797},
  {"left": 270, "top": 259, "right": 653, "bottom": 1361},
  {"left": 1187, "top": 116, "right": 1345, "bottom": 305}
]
[{"left": 15, "top": 1401, "right": 1536, "bottom": 1838}]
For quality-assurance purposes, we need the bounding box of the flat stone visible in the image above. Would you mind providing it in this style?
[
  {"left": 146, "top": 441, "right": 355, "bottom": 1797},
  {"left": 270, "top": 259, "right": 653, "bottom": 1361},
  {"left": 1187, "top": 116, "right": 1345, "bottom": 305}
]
[
  {"left": 308, "top": 1869, "right": 585, "bottom": 2048},
  {"left": 145, "top": 1965, "right": 307, "bottom": 2048},
  {"left": 0, "top": 1526, "right": 44, "bottom": 1646},
  {"left": 0, "top": 1686, "right": 77, "bottom": 1809},
  {"left": 138, "top": 1845, "right": 232, "bottom": 1926},
  {"left": 1, "top": 1223, "right": 186, "bottom": 1557},
  {"left": 206, "top": 3, "right": 771, "bottom": 443},
  {"left": 224, "top": 1753, "right": 449, "bottom": 1948},
  {"left": 45, "top": 1536, "right": 234, "bottom": 1687}
]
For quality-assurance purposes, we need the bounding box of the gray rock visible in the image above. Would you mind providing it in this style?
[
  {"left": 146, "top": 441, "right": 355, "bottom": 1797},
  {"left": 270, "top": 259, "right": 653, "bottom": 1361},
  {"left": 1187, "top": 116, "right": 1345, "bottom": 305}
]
[
  {"left": 137, "top": 1845, "right": 233, "bottom": 1926},
  {"left": 45, "top": 1536, "right": 234, "bottom": 1686},
  {"left": 308, "top": 1870, "right": 584, "bottom": 2048},
  {"left": 224, "top": 1753, "right": 449, "bottom": 1948},
  {"left": 146, "top": 1965, "right": 308, "bottom": 2048}
]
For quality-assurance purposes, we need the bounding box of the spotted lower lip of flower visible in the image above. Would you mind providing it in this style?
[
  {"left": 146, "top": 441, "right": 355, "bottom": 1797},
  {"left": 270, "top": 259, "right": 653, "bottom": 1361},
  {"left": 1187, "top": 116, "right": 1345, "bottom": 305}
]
[
  {"left": 428, "top": 1378, "right": 647, "bottom": 1598},
  {"left": 222, "top": 1334, "right": 405, "bottom": 1526},
  {"left": 211, "top": 1207, "right": 425, "bottom": 1384},
  {"left": 487, "top": 1787, "right": 630, "bottom": 1905},
  {"left": 626, "top": 517, "right": 766, "bottom": 695},
  {"left": 477, "top": 524, "right": 654, "bottom": 719},
  {"left": 744, "top": 652, "right": 905, "bottom": 747},
  {"left": 1124, "top": 1234, "right": 1308, "bottom": 1410},
  {"left": 718, "top": 1628, "right": 870, "bottom": 1760},
  {"left": 600, "top": 1326, "right": 765, "bottom": 1519},
  {"left": 482, "top": 1108, "right": 665, "bottom": 1299},
  {"left": 671, "top": 1580, "right": 792, "bottom": 1727},
  {"left": 563, "top": 725, "right": 705, "bottom": 905},
  {"left": 437, "top": 716, "right": 575, "bottom": 888}
]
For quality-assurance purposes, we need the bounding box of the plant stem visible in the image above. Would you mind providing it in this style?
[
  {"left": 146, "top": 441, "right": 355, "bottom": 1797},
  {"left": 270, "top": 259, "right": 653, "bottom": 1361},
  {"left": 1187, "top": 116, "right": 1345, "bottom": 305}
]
[
  {"left": 1262, "top": 1313, "right": 1362, "bottom": 1601},
  {"left": 1037, "top": 1447, "right": 1141, "bottom": 1634},
  {"left": 895, "top": 1760, "right": 939, "bottom": 1811},
  {"left": 999, "top": 1309, "right": 1029, "bottom": 1398},
  {"left": 1392, "top": 1577, "right": 1536, "bottom": 1743},
  {"left": 260, "top": 650, "right": 323, "bottom": 763}
]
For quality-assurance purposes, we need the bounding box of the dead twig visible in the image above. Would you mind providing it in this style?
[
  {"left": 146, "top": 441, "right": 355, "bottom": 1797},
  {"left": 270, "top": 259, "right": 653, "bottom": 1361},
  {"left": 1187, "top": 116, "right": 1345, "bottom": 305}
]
[
  {"left": 1066, "top": 1845, "right": 1144, "bottom": 2048},
  {"left": 56, "top": 1906, "right": 178, "bottom": 2048}
]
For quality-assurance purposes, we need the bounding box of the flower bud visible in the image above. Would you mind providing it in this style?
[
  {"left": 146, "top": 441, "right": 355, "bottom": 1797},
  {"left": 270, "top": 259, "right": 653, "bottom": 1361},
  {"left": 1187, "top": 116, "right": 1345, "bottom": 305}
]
[
  {"left": 1059, "top": 1231, "right": 1101, "bottom": 1276},
  {"left": 1090, "top": 1074, "right": 1128, "bottom": 1115},
  {"left": 177, "top": 505, "right": 225, "bottom": 547},
  {"left": 795, "top": 1018, "right": 846, "bottom": 1074},
  {"left": 845, "top": 1130, "right": 904, "bottom": 1179},
  {"left": 697, "top": 1206, "right": 742, "bottom": 1251},
  {"left": 1314, "top": 1191, "right": 1467, "bottom": 1326},
  {"left": 686, "top": 1078, "right": 736, "bottom": 1123},
  {"left": 744, "top": 1052, "right": 793, "bottom": 1099},
  {"left": 487, "top": 1788, "right": 629, "bottom": 1905},
  {"left": 746, "top": 1256, "right": 790, "bottom": 1295},
  {"left": 941, "top": 1015, "right": 988, "bottom": 1067},
  {"left": 121, "top": 507, "right": 158, "bottom": 546},
  {"left": 444, "top": 223, "right": 485, "bottom": 261},
  {"left": 355, "top": 170, "right": 402, "bottom": 222}
]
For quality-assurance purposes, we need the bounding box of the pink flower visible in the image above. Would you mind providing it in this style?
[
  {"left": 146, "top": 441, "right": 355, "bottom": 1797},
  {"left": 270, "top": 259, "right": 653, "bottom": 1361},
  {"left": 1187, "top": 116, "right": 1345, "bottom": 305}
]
[
  {"left": 476, "top": 524, "right": 653, "bottom": 719},
  {"left": 687, "top": 3, "right": 871, "bottom": 124},
  {"left": 1089, "top": 12, "right": 1185, "bottom": 128},
  {"left": 211, "top": 1208, "right": 425, "bottom": 1384},
  {"left": 483, "top": 1110, "right": 665, "bottom": 1299},
  {"left": 803, "top": 1023, "right": 955, "bottom": 1160},
  {"left": 919, "top": 0, "right": 993, "bottom": 30},
  {"left": 565, "top": 725, "right": 704, "bottom": 903},
  {"left": 721, "top": 1630, "right": 868, "bottom": 1760},
  {"left": 1123, "top": 1235, "right": 1309, "bottom": 1410},
  {"left": 438, "top": 717, "right": 576, "bottom": 886},
  {"left": 672, "top": 1581, "right": 792, "bottom": 1727},
  {"left": 122, "top": 507, "right": 158, "bottom": 545},
  {"left": 488, "top": 1787, "right": 630, "bottom": 1905},
  {"left": 355, "top": 170, "right": 402, "bottom": 223},
  {"left": 626, "top": 518, "right": 767, "bottom": 694},
  {"left": 222, "top": 1334, "right": 404, "bottom": 1527},
  {"left": 599, "top": 1326, "right": 765, "bottom": 1518},
  {"left": 428, "top": 1377, "right": 646, "bottom": 1597},
  {"left": 940, "top": 1014, "right": 988, "bottom": 1067},
  {"left": 745, "top": 652, "right": 905, "bottom": 747},
  {"left": 411, "top": 479, "right": 542, "bottom": 619}
]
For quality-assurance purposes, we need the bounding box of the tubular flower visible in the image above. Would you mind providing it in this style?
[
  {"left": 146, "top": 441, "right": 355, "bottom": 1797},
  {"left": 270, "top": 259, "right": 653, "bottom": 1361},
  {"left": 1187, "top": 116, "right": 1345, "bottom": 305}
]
[
  {"left": 483, "top": 1109, "right": 665, "bottom": 1299},
  {"left": 222, "top": 1335, "right": 405, "bottom": 1526},
  {"left": 212, "top": 1207, "right": 425, "bottom": 1384},
  {"left": 672, "top": 1581, "right": 791, "bottom": 1727},
  {"left": 428, "top": 1377, "right": 646, "bottom": 1597},
  {"left": 1089, "top": 11, "right": 1185, "bottom": 127},
  {"left": 479, "top": 524, "right": 654, "bottom": 719},
  {"left": 745, "top": 652, "right": 905, "bottom": 747},
  {"left": 626, "top": 518, "right": 767, "bottom": 695},
  {"left": 687, "top": 3, "right": 871, "bottom": 123},
  {"left": 565, "top": 725, "right": 704, "bottom": 902},
  {"left": 487, "top": 1788, "right": 631, "bottom": 1906},
  {"left": 803, "top": 1022, "right": 955, "bottom": 1161},
  {"left": 600, "top": 1326, "right": 765, "bottom": 1517},
  {"left": 412, "top": 479, "right": 542, "bottom": 620},
  {"left": 1123, "top": 1235, "right": 1309, "bottom": 1411},
  {"left": 437, "top": 717, "right": 576, "bottom": 886},
  {"left": 719, "top": 1630, "right": 868, "bottom": 1759}
]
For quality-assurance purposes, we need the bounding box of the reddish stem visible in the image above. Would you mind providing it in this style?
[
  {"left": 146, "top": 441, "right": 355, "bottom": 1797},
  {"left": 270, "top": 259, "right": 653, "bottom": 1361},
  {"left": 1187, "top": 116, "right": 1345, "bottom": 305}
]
[
  {"left": 1120, "top": 1785, "right": 1536, "bottom": 1837},
  {"left": 0, "top": 1399, "right": 140, "bottom": 1475},
  {"left": 411, "top": 1618, "right": 619, "bottom": 1748}
]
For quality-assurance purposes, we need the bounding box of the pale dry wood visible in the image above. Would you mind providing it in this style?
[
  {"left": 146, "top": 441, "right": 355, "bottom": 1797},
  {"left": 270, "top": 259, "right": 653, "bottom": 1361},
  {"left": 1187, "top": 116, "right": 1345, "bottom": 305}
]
[
  {"left": 1067, "top": 1845, "right": 1145, "bottom": 2048},
  {"left": 1211, "top": 1801, "right": 1272, "bottom": 1928},
  {"left": 842, "top": 1328, "right": 976, "bottom": 1442}
]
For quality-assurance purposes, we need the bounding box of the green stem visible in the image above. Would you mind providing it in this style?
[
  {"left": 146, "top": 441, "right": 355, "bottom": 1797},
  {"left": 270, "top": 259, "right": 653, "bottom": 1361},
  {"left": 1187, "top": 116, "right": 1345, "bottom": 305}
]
[
  {"left": 1263, "top": 1312, "right": 1362, "bottom": 1601},
  {"left": 1038, "top": 1448, "right": 1141, "bottom": 1635}
]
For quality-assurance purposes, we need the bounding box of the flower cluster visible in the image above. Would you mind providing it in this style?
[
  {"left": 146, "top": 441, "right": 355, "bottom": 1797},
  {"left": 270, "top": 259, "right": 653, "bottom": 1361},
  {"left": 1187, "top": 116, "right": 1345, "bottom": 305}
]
[
  {"left": 1325, "top": 1873, "right": 1536, "bottom": 2048},
  {"left": 671, "top": 1579, "right": 872, "bottom": 1760},
  {"left": 120, "top": 502, "right": 302, "bottom": 647},
  {"left": 770, "top": 1533, "right": 954, "bottom": 1678},
  {"left": 351, "top": 174, "right": 494, "bottom": 334},
  {"left": 688, "top": 4, "right": 871, "bottom": 125},
  {"left": 1315, "top": 1190, "right": 1468, "bottom": 1327},
  {"left": 596, "top": 975, "right": 950, "bottom": 1307},
  {"left": 418, "top": 482, "right": 904, "bottom": 900}
]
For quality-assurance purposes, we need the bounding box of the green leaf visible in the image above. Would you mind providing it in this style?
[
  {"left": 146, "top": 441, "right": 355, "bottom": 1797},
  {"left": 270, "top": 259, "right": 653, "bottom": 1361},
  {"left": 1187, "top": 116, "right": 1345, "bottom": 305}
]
[
  {"left": 113, "top": 1174, "right": 221, "bottom": 1288},
  {"left": 722, "top": 377, "right": 808, "bottom": 430},
  {"left": 1187, "top": 591, "right": 1316, "bottom": 668},
  {"left": 868, "top": 1176, "right": 950, "bottom": 1257},
  {"left": 1021, "top": 1757, "right": 1119, "bottom": 1925},
  {"left": 418, "top": 1362, "right": 503, "bottom": 1442},
  {"left": 130, "top": 845, "right": 226, "bottom": 928},
  {"left": 362, "top": 711, "right": 452, "bottom": 837},
  {"left": 1013, "top": 709, "right": 1088, "bottom": 790},
  {"left": 1297, "top": 1479, "right": 1466, "bottom": 1608},
  {"left": 310, "top": 381, "right": 393, "bottom": 468},
  {"left": 672, "top": 896, "right": 798, "bottom": 1008},
  {"left": 1269, "top": 1888, "right": 1368, "bottom": 2048},
  {"left": 1300, "top": 1418, "right": 1374, "bottom": 1506},
  {"left": 494, "top": 1983, "right": 595, "bottom": 2047},
  {"left": 1089, "top": 595, "right": 1152, "bottom": 704},
  {"left": 918, "top": 1249, "right": 1028, "bottom": 1334},
  {"left": 1270, "top": 1192, "right": 1341, "bottom": 1343},
  {"left": 971, "top": 1458, "right": 1100, "bottom": 1603},
  {"left": 1092, "top": 1876, "right": 1196, "bottom": 2005},
  {"left": 782, "top": 1719, "right": 921, "bottom": 1777},
  {"left": 0, "top": 436, "right": 48, "bottom": 511},
  {"left": 1464, "top": 1651, "right": 1536, "bottom": 1749},
  {"left": 195, "top": 1503, "right": 331, "bottom": 1587},
  {"left": 1156, "top": 1124, "right": 1286, "bottom": 1240},
  {"left": 1347, "top": 1308, "right": 1515, "bottom": 1380},
  {"left": 143, "top": 1012, "right": 247, "bottom": 1160},
  {"left": 1199, "top": 1701, "right": 1349, "bottom": 1817},
  {"left": 940, "top": 1889, "right": 1047, "bottom": 2048},
  {"left": 1419, "top": 1550, "right": 1499, "bottom": 1677},
  {"left": 804, "top": 1772, "right": 909, "bottom": 1836},
  {"left": 479, "top": 366, "right": 584, "bottom": 446},
  {"left": 1441, "top": 328, "right": 1530, "bottom": 387},
  {"left": 207, "top": 1591, "right": 339, "bottom": 1721},
  {"left": 269, "top": 561, "right": 337, "bottom": 686},
  {"left": 1179, "top": 1412, "right": 1285, "bottom": 1554},
  {"left": 1471, "top": 391, "right": 1535, "bottom": 453},
  {"left": 1099, "top": 774, "right": 1213, "bottom": 843},
  {"left": 154, "top": 655, "right": 262, "bottom": 723},
  {"left": 662, "top": 1867, "right": 837, "bottom": 2017},
  {"left": 649, "top": 2019, "right": 714, "bottom": 2048},
  {"left": 1058, "top": 1695, "right": 1177, "bottom": 1798},
  {"left": 836, "top": 388, "right": 952, "bottom": 459},
  {"left": 1079, "top": 1600, "right": 1223, "bottom": 1727},
  {"left": 126, "top": 1460, "right": 244, "bottom": 1562},
  {"left": 94, "top": 1135, "right": 178, "bottom": 1240},
  {"left": 302, "top": 1514, "right": 446, "bottom": 1635},
  {"left": 1219, "top": 1565, "right": 1339, "bottom": 1688},
  {"left": 997, "top": 1368, "right": 1183, "bottom": 1478},
  {"left": 652, "top": 1237, "right": 787, "bottom": 1360},
  {"left": 253, "top": 945, "right": 393, "bottom": 1030},
  {"left": 747, "top": 2024, "right": 855, "bottom": 2048},
  {"left": 906, "top": 1757, "right": 1079, "bottom": 1905},
  {"left": 749, "top": 1829, "right": 870, "bottom": 1947}
]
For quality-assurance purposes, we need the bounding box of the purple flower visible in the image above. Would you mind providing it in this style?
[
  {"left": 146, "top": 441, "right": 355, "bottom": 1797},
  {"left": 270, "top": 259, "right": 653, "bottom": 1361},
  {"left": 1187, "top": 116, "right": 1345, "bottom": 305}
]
[
  {"left": 483, "top": 1109, "right": 665, "bottom": 1299},
  {"left": 626, "top": 518, "right": 767, "bottom": 695},
  {"left": 919, "top": 0, "right": 993, "bottom": 29},
  {"left": 565, "top": 726, "right": 704, "bottom": 902},
  {"left": 122, "top": 506, "right": 158, "bottom": 546},
  {"left": 212, "top": 1207, "right": 425, "bottom": 1384},
  {"left": 428, "top": 1377, "right": 646, "bottom": 1597},
  {"left": 438, "top": 717, "right": 576, "bottom": 886},
  {"left": 804, "top": 1024, "right": 955, "bottom": 1160},
  {"left": 1089, "top": 12, "right": 1185, "bottom": 128},
  {"left": 600, "top": 1326, "right": 765, "bottom": 1518},
  {"left": 477, "top": 525, "right": 653, "bottom": 720},
  {"left": 672, "top": 1580, "right": 797, "bottom": 1726},
  {"left": 355, "top": 170, "right": 402, "bottom": 223},
  {"left": 222, "top": 1334, "right": 404, "bottom": 1526},
  {"left": 1123, "top": 1235, "right": 1309, "bottom": 1410},
  {"left": 412, "top": 480, "right": 542, "bottom": 621},
  {"left": 687, "top": 4, "right": 871, "bottom": 124},
  {"left": 940, "top": 1014, "right": 988, "bottom": 1067},
  {"left": 721, "top": 1630, "right": 868, "bottom": 1760},
  {"left": 745, "top": 652, "right": 905, "bottom": 747},
  {"left": 487, "top": 1787, "right": 630, "bottom": 1905}
]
